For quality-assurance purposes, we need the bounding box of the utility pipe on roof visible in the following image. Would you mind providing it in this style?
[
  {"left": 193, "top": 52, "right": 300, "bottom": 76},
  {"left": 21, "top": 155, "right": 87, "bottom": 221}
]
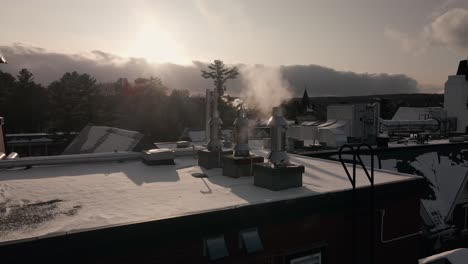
[{"left": 380, "top": 118, "right": 440, "bottom": 133}]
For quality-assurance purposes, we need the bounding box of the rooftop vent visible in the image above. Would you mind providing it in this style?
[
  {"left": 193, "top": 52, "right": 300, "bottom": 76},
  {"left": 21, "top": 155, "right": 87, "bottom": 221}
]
[
  {"left": 203, "top": 235, "right": 229, "bottom": 261},
  {"left": 267, "top": 107, "right": 290, "bottom": 167},
  {"left": 142, "top": 148, "right": 175, "bottom": 165},
  {"left": 6, "top": 152, "right": 18, "bottom": 160},
  {"left": 207, "top": 89, "right": 223, "bottom": 152},
  {"left": 252, "top": 107, "right": 304, "bottom": 191},
  {"left": 233, "top": 107, "right": 250, "bottom": 157},
  {"left": 239, "top": 228, "right": 263, "bottom": 254}
]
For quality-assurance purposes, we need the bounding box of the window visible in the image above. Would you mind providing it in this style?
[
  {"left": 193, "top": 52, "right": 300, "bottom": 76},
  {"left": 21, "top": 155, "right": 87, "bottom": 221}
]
[
  {"left": 290, "top": 252, "right": 321, "bottom": 264},
  {"left": 239, "top": 228, "right": 263, "bottom": 254},
  {"left": 203, "top": 235, "right": 229, "bottom": 261}
]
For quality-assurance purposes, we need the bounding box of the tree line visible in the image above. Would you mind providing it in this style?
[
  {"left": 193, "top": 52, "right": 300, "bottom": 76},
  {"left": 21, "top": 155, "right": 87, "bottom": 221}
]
[{"left": 0, "top": 69, "right": 206, "bottom": 142}]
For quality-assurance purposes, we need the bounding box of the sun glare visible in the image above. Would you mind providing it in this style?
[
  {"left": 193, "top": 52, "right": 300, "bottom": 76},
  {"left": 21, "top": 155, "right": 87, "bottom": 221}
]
[{"left": 127, "top": 21, "right": 189, "bottom": 65}]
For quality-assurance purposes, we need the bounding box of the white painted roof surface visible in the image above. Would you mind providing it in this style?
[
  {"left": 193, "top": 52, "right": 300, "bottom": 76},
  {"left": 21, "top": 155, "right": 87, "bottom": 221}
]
[
  {"left": 419, "top": 248, "right": 468, "bottom": 264},
  {"left": 0, "top": 149, "right": 419, "bottom": 244}
]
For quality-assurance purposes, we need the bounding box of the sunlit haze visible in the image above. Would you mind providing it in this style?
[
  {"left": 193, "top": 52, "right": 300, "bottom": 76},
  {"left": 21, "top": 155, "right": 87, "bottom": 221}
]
[{"left": 1, "top": 0, "right": 468, "bottom": 91}]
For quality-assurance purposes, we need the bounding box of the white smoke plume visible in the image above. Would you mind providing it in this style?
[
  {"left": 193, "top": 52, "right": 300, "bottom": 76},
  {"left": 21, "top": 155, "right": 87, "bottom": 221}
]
[{"left": 239, "top": 65, "right": 292, "bottom": 117}]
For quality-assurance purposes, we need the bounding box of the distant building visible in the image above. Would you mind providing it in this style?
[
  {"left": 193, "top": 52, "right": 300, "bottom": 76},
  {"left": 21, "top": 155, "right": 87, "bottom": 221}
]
[
  {"left": 317, "top": 104, "right": 380, "bottom": 147},
  {"left": 296, "top": 88, "right": 317, "bottom": 124},
  {"left": 444, "top": 60, "right": 468, "bottom": 134}
]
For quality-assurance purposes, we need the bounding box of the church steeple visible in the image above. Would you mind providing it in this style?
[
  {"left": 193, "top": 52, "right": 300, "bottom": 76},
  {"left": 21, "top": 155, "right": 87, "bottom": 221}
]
[{"left": 301, "top": 86, "right": 312, "bottom": 113}]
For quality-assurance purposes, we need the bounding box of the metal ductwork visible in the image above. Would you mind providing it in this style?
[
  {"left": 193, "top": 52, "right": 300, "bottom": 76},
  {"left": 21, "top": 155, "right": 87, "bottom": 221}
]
[
  {"left": 207, "top": 89, "right": 223, "bottom": 152},
  {"left": 267, "top": 107, "right": 289, "bottom": 167},
  {"left": 380, "top": 118, "right": 440, "bottom": 133}
]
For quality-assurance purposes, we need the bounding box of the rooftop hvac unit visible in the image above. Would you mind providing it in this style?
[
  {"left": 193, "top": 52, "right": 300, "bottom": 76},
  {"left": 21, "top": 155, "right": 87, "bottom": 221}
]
[{"left": 142, "top": 148, "right": 175, "bottom": 165}]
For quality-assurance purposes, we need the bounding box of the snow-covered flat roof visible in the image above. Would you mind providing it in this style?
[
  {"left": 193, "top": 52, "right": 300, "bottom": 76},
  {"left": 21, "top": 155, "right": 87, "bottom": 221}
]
[{"left": 0, "top": 150, "right": 420, "bottom": 244}]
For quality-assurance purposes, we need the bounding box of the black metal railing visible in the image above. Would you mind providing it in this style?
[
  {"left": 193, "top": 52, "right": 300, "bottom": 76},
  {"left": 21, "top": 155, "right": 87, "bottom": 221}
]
[{"left": 338, "top": 143, "right": 375, "bottom": 264}]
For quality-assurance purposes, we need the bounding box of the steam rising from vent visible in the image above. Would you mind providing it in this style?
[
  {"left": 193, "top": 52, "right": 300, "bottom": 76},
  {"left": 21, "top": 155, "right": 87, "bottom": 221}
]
[{"left": 239, "top": 66, "right": 292, "bottom": 117}]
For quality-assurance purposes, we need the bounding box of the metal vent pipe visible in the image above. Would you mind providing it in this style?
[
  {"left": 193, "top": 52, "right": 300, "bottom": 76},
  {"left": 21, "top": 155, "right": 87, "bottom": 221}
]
[
  {"left": 207, "top": 89, "right": 223, "bottom": 151},
  {"left": 267, "top": 107, "right": 289, "bottom": 167},
  {"left": 233, "top": 107, "right": 249, "bottom": 157}
]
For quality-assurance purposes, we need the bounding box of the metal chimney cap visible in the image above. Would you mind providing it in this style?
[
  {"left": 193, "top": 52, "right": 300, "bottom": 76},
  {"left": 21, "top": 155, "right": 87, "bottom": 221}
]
[
  {"left": 267, "top": 107, "right": 288, "bottom": 127},
  {"left": 272, "top": 107, "right": 283, "bottom": 117},
  {"left": 233, "top": 108, "right": 249, "bottom": 126}
]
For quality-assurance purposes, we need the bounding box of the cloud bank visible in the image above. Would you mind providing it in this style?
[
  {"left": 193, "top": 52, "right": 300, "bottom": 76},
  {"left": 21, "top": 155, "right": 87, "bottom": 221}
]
[{"left": 0, "top": 43, "right": 428, "bottom": 97}]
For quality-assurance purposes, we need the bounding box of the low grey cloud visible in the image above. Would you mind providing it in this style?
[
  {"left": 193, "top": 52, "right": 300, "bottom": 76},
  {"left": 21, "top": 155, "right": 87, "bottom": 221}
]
[
  {"left": 386, "top": 7, "right": 468, "bottom": 53},
  {"left": 0, "top": 43, "right": 424, "bottom": 97}
]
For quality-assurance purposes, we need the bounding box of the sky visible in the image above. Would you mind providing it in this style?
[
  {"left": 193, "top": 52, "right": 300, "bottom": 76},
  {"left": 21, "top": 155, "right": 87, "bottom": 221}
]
[{"left": 1, "top": 0, "right": 468, "bottom": 94}]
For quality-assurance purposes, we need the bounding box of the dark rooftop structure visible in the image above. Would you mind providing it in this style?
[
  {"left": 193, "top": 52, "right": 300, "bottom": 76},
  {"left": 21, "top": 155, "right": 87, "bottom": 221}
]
[
  {"left": 0, "top": 143, "right": 425, "bottom": 263},
  {"left": 456, "top": 60, "right": 468, "bottom": 80}
]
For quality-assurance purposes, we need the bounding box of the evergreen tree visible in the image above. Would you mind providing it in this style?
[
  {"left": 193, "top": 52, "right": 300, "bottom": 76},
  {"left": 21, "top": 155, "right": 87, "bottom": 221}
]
[
  {"left": 48, "top": 72, "right": 101, "bottom": 133},
  {"left": 201, "top": 60, "right": 239, "bottom": 124},
  {"left": 0, "top": 71, "right": 16, "bottom": 127},
  {"left": 8, "top": 69, "right": 48, "bottom": 132}
]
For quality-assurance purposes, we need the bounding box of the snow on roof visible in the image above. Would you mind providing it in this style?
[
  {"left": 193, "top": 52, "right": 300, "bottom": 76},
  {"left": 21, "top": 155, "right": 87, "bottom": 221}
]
[
  {"left": 300, "top": 121, "right": 321, "bottom": 126},
  {"left": 63, "top": 126, "right": 143, "bottom": 154},
  {"left": 419, "top": 248, "right": 468, "bottom": 264},
  {"left": 319, "top": 120, "right": 347, "bottom": 132},
  {"left": 410, "top": 153, "right": 468, "bottom": 223},
  {"left": 0, "top": 148, "right": 419, "bottom": 244},
  {"left": 317, "top": 120, "right": 337, "bottom": 128}
]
